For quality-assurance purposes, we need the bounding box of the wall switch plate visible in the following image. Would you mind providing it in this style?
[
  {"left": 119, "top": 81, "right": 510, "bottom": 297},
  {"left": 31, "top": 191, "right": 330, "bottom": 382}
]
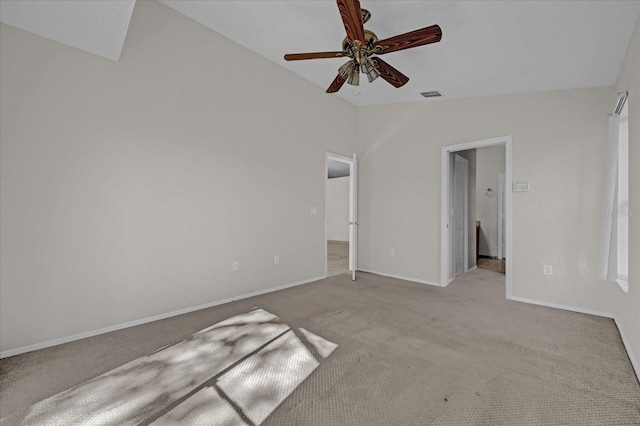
[
  {"left": 389, "top": 248, "right": 395, "bottom": 256},
  {"left": 310, "top": 206, "right": 318, "bottom": 215},
  {"left": 232, "top": 261, "right": 239, "bottom": 271},
  {"left": 513, "top": 181, "right": 531, "bottom": 192},
  {"left": 543, "top": 264, "right": 552, "bottom": 275},
  {"left": 274, "top": 255, "right": 280, "bottom": 265}
]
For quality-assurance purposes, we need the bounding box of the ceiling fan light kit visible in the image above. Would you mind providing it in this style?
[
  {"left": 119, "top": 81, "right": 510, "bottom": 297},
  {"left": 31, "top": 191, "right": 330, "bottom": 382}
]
[
  {"left": 284, "top": 0, "right": 442, "bottom": 94},
  {"left": 361, "top": 57, "right": 380, "bottom": 83}
]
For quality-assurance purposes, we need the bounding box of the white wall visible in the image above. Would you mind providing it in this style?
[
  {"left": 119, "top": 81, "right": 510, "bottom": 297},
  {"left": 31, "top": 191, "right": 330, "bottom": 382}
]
[
  {"left": 327, "top": 177, "right": 350, "bottom": 241},
  {"left": 357, "top": 86, "right": 630, "bottom": 319},
  {"left": 476, "top": 146, "right": 505, "bottom": 257},
  {"left": 0, "top": 0, "right": 356, "bottom": 353},
  {"left": 2, "top": 1, "right": 637, "bottom": 374},
  {"left": 612, "top": 15, "right": 640, "bottom": 376}
]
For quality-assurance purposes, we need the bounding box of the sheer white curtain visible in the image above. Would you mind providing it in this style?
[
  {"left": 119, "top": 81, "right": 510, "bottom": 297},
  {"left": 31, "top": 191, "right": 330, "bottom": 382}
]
[{"left": 598, "top": 94, "right": 628, "bottom": 292}]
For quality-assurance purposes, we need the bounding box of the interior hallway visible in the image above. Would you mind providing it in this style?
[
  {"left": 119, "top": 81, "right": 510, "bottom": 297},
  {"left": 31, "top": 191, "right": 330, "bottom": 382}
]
[{"left": 477, "top": 257, "right": 506, "bottom": 274}]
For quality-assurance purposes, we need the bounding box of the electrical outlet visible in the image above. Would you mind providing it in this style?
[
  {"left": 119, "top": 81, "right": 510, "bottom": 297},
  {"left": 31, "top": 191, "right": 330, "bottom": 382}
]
[
  {"left": 310, "top": 206, "right": 318, "bottom": 215},
  {"left": 543, "top": 264, "right": 552, "bottom": 275},
  {"left": 274, "top": 255, "right": 280, "bottom": 265},
  {"left": 389, "top": 248, "right": 395, "bottom": 256},
  {"left": 232, "top": 261, "right": 239, "bottom": 271}
]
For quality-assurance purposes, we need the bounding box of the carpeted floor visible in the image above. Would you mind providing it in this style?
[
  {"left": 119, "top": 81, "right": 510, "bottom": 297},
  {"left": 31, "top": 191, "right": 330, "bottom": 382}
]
[
  {"left": 11, "top": 308, "right": 338, "bottom": 425},
  {"left": 1, "top": 269, "right": 639, "bottom": 425}
]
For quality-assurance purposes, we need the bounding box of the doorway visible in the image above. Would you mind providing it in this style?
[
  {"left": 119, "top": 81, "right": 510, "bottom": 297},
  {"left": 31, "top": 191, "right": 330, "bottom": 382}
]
[
  {"left": 475, "top": 147, "right": 506, "bottom": 274},
  {"left": 440, "top": 136, "right": 512, "bottom": 298},
  {"left": 325, "top": 153, "right": 358, "bottom": 280}
]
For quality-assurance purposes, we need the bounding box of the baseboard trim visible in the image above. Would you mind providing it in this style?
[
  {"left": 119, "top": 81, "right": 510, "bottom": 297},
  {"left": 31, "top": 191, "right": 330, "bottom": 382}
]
[
  {"left": 0, "top": 275, "right": 325, "bottom": 359},
  {"left": 507, "top": 295, "right": 615, "bottom": 318},
  {"left": 468, "top": 266, "right": 478, "bottom": 271},
  {"left": 508, "top": 295, "right": 639, "bottom": 382},
  {"left": 5, "top": 276, "right": 637, "bottom": 383},
  {"left": 358, "top": 269, "right": 443, "bottom": 287}
]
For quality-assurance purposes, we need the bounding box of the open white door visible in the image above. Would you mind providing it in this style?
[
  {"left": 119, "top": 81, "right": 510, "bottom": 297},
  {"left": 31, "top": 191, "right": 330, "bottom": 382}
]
[
  {"left": 349, "top": 153, "right": 358, "bottom": 280},
  {"left": 325, "top": 152, "right": 356, "bottom": 279},
  {"left": 453, "top": 154, "right": 468, "bottom": 276},
  {"left": 498, "top": 173, "right": 506, "bottom": 259}
]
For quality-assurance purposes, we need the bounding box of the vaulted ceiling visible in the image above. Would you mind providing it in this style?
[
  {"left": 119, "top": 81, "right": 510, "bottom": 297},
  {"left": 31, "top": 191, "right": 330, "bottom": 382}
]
[{"left": 1, "top": 1, "right": 639, "bottom": 106}]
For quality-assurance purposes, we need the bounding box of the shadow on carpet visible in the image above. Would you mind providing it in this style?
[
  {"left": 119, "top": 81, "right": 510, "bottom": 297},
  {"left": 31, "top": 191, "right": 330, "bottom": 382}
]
[{"left": 17, "top": 308, "right": 337, "bottom": 425}]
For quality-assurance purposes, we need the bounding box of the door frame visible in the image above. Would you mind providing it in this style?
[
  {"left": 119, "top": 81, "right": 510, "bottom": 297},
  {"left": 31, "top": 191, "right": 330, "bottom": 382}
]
[
  {"left": 440, "top": 135, "right": 513, "bottom": 298},
  {"left": 498, "top": 172, "right": 506, "bottom": 260},
  {"left": 453, "top": 154, "right": 469, "bottom": 276},
  {"left": 324, "top": 152, "right": 357, "bottom": 279}
]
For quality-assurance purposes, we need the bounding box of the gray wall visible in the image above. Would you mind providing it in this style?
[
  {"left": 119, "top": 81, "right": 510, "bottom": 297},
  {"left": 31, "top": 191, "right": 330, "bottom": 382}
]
[
  {"left": 613, "top": 15, "right": 640, "bottom": 377},
  {"left": 0, "top": 1, "right": 356, "bottom": 353},
  {"left": 356, "top": 85, "right": 632, "bottom": 356},
  {"left": 1, "top": 0, "right": 637, "bottom": 375}
]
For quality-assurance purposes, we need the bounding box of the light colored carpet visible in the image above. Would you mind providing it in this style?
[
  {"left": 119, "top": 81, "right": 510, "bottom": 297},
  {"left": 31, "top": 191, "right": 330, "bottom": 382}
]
[
  {"left": 13, "top": 308, "right": 336, "bottom": 425},
  {"left": 1, "top": 269, "right": 639, "bottom": 425},
  {"left": 327, "top": 240, "right": 349, "bottom": 277}
]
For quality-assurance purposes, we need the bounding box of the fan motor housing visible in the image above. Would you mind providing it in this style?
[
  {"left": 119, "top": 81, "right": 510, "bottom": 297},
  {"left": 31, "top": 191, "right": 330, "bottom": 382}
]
[{"left": 342, "top": 29, "right": 379, "bottom": 52}]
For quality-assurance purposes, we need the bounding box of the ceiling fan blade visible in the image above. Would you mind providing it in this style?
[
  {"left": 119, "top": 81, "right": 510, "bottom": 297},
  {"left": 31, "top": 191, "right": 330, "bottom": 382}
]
[
  {"left": 326, "top": 73, "right": 347, "bottom": 93},
  {"left": 374, "top": 25, "right": 442, "bottom": 55},
  {"left": 373, "top": 58, "right": 409, "bottom": 88},
  {"left": 337, "top": 0, "right": 366, "bottom": 44},
  {"left": 284, "top": 51, "right": 345, "bottom": 61}
]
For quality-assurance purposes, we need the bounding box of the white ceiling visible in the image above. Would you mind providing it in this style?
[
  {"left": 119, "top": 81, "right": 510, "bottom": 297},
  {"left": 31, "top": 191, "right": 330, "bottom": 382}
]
[
  {"left": 0, "top": 0, "right": 135, "bottom": 61},
  {"left": 1, "top": 1, "right": 639, "bottom": 106}
]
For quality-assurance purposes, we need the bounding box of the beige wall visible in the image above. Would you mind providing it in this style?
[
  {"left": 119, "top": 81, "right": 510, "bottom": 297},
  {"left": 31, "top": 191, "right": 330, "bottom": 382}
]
[
  {"left": 1, "top": 0, "right": 637, "bottom": 373},
  {"left": 0, "top": 1, "right": 356, "bottom": 352},
  {"left": 357, "top": 86, "right": 631, "bottom": 326},
  {"left": 612, "top": 15, "right": 640, "bottom": 375},
  {"left": 476, "top": 146, "right": 506, "bottom": 257},
  {"left": 327, "top": 177, "right": 350, "bottom": 242}
]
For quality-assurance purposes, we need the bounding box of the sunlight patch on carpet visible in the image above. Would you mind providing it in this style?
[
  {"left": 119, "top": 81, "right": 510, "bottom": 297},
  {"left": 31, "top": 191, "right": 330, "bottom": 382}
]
[
  {"left": 217, "top": 330, "right": 319, "bottom": 425},
  {"left": 299, "top": 327, "right": 338, "bottom": 358},
  {"left": 21, "top": 308, "right": 337, "bottom": 425},
  {"left": 152, "top": 387, "right": 243, "bottom": 425}
]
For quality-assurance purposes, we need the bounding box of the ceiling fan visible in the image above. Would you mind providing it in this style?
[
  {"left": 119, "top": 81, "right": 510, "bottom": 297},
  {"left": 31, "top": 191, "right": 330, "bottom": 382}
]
[{"left": 284, "top": 0, "right": 442, "bottom": 93}]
